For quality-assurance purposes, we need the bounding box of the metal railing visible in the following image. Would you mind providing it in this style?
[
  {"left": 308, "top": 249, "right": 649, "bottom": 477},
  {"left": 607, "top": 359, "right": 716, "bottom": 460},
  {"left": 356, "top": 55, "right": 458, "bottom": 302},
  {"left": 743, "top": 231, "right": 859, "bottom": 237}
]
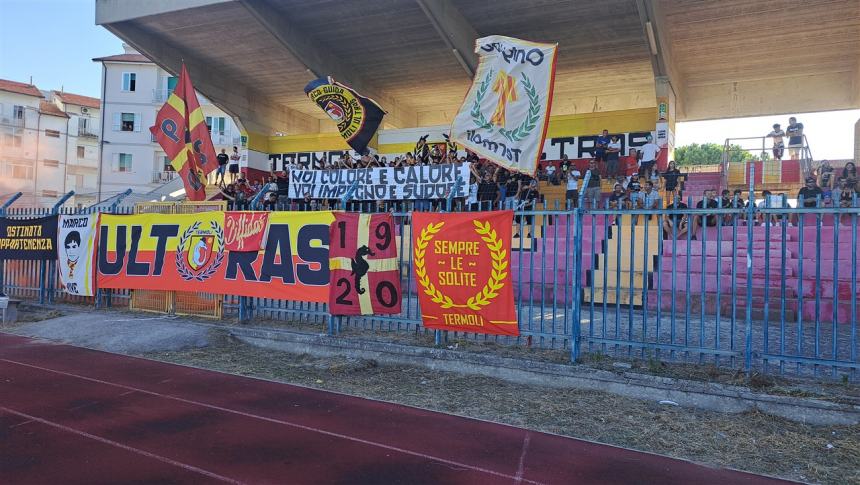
[
  {"left": 152, "top": 170, "right": 178, "bottom": 184},
  {"left": 1, "top": 182, "right": 858, "bottom": 381},
  {"left": 722, "top": 135, "right": 814, "bottom": 188}
]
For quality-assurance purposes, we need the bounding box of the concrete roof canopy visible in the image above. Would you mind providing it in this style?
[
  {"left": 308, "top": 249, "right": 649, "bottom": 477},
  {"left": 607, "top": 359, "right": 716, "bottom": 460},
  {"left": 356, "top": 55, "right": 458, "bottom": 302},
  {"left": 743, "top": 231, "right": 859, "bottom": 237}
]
[{"left": 95, "top": 0, "right": 860, "bottom": 136}]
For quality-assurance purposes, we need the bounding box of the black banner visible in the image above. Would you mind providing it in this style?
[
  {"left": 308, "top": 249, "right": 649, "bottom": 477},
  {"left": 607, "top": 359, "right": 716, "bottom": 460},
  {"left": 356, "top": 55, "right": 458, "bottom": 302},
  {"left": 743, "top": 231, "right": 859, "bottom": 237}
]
[
  {"left": 304, "top": 76, "right": 385, "bottom": 155},
  {"left": 0, "top": 215, "right": 59, "bottom": 260}
]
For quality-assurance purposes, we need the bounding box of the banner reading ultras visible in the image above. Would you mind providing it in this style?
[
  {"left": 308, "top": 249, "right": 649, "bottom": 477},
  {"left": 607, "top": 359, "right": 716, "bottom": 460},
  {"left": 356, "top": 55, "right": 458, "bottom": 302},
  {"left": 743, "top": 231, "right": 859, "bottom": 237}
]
[
  {"left": 97, "top": 211, "right": 334, "bottom": 302},
  {"left": 450, "top": 35, "right": 558, "bottom": 175},
  {"left": 288, "top": 163, "right": 471, "bottom": 200},
  {"left": 412, "top": 211, "right": 518, "bottom": 336}
]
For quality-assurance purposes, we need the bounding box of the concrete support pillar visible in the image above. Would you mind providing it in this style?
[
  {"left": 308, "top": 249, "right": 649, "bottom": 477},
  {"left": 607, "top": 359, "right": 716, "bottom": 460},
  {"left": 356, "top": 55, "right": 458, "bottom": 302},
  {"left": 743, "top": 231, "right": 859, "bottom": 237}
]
[
  {"left": 855, "top": 118, "right": 860, "bottom": 163},
  {"left": 655, "top": 76, "right": 676, "bottom": 168}
]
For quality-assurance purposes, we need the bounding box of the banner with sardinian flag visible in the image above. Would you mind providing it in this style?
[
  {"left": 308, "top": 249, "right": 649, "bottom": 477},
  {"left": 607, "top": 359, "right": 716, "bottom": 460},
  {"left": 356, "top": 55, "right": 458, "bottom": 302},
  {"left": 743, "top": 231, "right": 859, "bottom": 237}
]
[
  {"left": 150, "top": 64, "right": 218, "bottom": 201},
  {"left": 304, "top": 77, "right": 385, "bottom": 155},
  {"left": 450, "top": 36, "right": 558, "bottom": 175}
]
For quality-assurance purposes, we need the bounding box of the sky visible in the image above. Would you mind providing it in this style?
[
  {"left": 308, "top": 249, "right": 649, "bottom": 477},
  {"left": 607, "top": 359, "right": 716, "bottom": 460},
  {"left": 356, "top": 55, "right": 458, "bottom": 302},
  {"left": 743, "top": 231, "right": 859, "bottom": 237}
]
[
  {"left": 0, "top": 0, "right": 122, "bottom": 97},
  {"left": 0, "top": 0, "right": 857, "bottom": 159}
]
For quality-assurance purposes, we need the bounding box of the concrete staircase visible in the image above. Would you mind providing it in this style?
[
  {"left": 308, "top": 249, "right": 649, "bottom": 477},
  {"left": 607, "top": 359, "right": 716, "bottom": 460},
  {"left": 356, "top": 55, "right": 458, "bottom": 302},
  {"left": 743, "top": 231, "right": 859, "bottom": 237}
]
[{"left": 586, "top": 215, "right": 661, "bottom": 305}]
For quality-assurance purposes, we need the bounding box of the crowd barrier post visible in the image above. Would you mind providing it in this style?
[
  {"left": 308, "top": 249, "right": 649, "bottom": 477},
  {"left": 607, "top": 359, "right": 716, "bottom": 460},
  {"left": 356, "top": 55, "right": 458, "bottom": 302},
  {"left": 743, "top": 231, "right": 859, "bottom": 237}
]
[
  {"left": 744, "top": 165, "right": 755, "bottom": 371},
  {"left": 570, "top": 171, "right": 591, "bottom": 361},
  {"left": 0, "top": 192, "right": 22, "bottom": 293}
]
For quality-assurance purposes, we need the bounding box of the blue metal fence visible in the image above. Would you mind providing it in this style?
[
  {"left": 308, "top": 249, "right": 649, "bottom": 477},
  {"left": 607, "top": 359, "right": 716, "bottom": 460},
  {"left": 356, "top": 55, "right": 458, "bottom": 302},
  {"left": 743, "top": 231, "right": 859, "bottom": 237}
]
[{"left": 1, "top": 188, "right": 858, "bottom": 380}]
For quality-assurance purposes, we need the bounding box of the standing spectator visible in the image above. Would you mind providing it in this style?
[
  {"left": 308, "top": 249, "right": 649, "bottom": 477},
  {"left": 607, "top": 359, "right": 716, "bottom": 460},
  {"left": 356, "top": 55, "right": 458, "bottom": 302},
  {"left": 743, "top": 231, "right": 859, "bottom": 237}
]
[
  {"left": 606, "top": 135, "right": 622, "bottom": 177},
  {"left": 594, "top": 129, "right": 610, "bottom": 165},
  {"left": 560, "top": 155, "right": 570, "bottom": 174},
  {"left": 262, "top": 192, "right": 279, "bottom": 211},
  {"left": 504, "top": 170, "right": 521, "bottom": 209},
  {"left": 219, "top": 184, "right": 237, "bottom": 210},
  {"left": 477, "top": 172, "right": 500, "bottom": 210},
  {"left": 496, "top": 167, "right": 510, "bottom": 205},
  {"left": 229, "top": 146, "right": 241, "bottom": 183},
  {"left": 583, "top": 160, "right": 602, "bottom": 209},
  {"left": 785, "top": 116, "right": 804, "bottom": 160},
  {"left": 663, "top": 187, "right": 689, "bottom": 239},
  {"left": 660, "top": 161, "right": 683, "bottom": 206},
  {"left": 627, "top": 148, "right": 640, "bottom": 177},
  {"left": 465, "top": 174, "right": 479, "bottom": 211},
  {"left": 515, "top": 179, "right": 540, "bottom": 237},
  {"left": 545, "top": 162, "right": 557, "bottom": 184},
  {"left": 215, "top": 148, "right": 229, "bottom": 185},
  {"left": 690, "top": 189, "right": 719, "bottom": 238},
  {"left": 841, "top": 161, "right": 857, "bottom": 190},
  {"left": 565, "top": 166, "right": 581, "bottom": 208},
  {"left": 797, "top": 177, "right": 823, "bottom": 208},
  {"left": 638, "top": 136, "right": 660, "bottom": 180},
  {"left": 767, "top": 123, "right": 785, "bottom": 161}
]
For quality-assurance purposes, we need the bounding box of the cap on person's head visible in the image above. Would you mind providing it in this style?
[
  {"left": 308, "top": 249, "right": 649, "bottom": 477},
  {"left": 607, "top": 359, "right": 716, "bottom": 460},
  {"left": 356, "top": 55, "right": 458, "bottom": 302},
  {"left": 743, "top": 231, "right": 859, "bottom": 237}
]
[{"left": 773, "top": 123, "right": 780, "bottom": 128}]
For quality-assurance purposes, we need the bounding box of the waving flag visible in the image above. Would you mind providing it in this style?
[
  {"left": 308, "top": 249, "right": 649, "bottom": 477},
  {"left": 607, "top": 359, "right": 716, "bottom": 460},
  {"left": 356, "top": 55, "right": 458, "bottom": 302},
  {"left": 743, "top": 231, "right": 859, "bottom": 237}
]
[
  {"left": 450, "top": 36, "right": 558, "bottom": 175},
  {"left": 150, "top": 64, "right": 218, "bottom": 200},
  {"left": 304, "top": 77, "right": 385, "bottom": 155}
]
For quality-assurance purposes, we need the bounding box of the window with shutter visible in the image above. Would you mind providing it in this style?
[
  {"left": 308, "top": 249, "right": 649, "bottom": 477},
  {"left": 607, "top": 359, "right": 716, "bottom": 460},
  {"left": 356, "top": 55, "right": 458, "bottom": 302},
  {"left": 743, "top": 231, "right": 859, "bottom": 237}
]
[
  {"left": 134, "top": 113, "right": 142, "bottom": 132},
  {"left": 122, "top": 72, "right": 137, "bottom": 92},
  {"left": 112, "top": 113, "right": 121, "bottom": 131},
  {"left": 120, "top": 112, "right": 135, "bottom": 132}
]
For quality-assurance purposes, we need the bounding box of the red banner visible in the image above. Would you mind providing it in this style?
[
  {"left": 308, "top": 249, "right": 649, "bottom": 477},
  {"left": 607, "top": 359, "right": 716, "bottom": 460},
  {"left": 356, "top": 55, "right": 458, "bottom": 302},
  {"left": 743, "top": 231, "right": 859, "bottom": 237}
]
[
  {"left": 412, "top": 211, "right": 517, "bottom": 335},
  {"left": 328, "top": 213, "right": 401, "bottom": 315},
  {"left": 224, "top": 211, "right": 269, "bottom": 252}
]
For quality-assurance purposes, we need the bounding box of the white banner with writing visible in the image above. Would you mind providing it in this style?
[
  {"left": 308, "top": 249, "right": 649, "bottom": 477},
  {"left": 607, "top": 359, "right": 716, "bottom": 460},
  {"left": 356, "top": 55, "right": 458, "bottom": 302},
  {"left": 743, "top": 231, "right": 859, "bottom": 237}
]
[
  {"left": 288, "top": 163, "right": 471, "bottom": 200},
  {"left": 57, "top": 214, "right": 98, "bottom": 296},
  {"left": 450, "top": 35, "right": 558, "bottom": 175}
]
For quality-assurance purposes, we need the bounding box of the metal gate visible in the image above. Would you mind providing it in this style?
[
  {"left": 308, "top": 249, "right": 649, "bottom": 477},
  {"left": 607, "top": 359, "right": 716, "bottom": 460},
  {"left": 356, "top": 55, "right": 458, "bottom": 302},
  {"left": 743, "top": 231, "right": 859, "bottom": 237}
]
[{"left": 129, "top": 201, "right": 226, "bottom": 318}]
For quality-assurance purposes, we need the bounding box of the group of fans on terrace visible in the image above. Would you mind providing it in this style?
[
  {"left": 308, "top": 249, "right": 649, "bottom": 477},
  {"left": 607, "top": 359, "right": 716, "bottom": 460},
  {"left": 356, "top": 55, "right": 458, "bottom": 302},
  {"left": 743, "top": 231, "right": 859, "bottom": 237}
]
[{"left": 209, "top": 133, "right": 859, "bottom": 236}]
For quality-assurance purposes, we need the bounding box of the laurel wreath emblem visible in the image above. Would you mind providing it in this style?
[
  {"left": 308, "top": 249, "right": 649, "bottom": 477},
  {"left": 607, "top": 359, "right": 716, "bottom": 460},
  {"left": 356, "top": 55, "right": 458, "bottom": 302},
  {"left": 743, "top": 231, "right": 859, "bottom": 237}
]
[
  {"left": 470, "top": 70, "right": 495, "bottom": 131},
  {"left": 414, "top": 220, "right": 508, "bottom": 311},
  {"left": 175, "top": 220, "right": 225, "bottom": 282},
  {"left": 471, "top": 70, "right": 541, "bottom": 143}
]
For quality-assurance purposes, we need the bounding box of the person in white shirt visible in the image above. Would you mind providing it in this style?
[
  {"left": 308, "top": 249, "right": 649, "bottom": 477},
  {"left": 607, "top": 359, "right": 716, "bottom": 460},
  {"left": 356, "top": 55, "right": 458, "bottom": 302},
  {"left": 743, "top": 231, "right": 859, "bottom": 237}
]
[
  {"left": 606, "top": 135, "right": 622, "bottom": 177},
  {"left": 229, "top": 146, "right": 241, "bottom": 183},
  {"left": 638, "top": 137, "right": 660, "bottom": 180},
  {"left": 545, "top": 163, "right": 557, "bottom": 184},
  {"left": 565, "top": 167, "right": 582, "bottom": 208}
]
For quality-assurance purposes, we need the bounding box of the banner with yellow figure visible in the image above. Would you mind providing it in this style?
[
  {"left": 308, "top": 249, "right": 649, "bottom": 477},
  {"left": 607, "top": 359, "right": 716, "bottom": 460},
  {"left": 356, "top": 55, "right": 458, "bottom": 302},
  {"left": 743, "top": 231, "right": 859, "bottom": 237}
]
[
  {"left": 450, "top": 35, "right": 558, "bottom": 175},
  {"left": 412, "top": 211, "right": 518, "bottom": 336}
]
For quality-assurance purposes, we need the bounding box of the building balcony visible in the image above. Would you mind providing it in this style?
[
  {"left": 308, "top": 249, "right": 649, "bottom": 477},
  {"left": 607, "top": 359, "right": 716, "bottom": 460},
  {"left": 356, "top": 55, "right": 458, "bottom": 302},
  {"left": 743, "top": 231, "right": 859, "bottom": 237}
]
[
  {"left": 78, "top": 126, "right": 98, "bottom": 138},
  {"left": 152, "top": 170, "right": 177, "bottom": 184},
  {"left": 1, "top": 116, "right": 25, "bottom": 127}
]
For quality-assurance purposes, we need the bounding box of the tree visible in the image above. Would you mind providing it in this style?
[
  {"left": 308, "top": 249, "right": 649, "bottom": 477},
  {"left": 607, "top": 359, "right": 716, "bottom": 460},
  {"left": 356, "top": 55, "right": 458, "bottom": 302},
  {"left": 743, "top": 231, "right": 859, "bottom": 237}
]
[{"left": 674, "top": 143, "right": 763, "bottom": 166}]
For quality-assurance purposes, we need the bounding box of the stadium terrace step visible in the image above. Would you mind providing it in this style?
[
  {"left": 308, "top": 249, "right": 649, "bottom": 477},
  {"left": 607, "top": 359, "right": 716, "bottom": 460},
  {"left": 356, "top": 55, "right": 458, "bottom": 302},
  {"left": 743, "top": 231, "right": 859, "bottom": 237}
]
[
  {"left": 646, "top": 292, "right": 857, "bottom": 324},
  {"left": 653, "top": 273, "right": 859, "bottom": 298}
]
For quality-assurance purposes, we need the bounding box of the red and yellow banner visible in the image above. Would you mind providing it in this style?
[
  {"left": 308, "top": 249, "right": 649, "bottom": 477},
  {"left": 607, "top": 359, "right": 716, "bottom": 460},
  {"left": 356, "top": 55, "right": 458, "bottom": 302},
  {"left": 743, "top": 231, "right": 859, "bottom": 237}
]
[
  {"left": 97, "top": 211, "right": 334, "bottom": 301},
  {"left": 328, "top": 213, "right": 401, "bottom": 316},
  {"left": 412, "top": 211, "right": 518, "bottom": 335},
  {"left": 224, "top": 211, "right": 269, "bottom": 252}
]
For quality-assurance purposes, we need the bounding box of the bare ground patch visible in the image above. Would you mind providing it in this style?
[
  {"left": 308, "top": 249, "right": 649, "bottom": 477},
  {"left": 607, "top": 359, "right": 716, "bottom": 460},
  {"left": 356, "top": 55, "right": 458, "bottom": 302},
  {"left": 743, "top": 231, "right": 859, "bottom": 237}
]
[{"left": 141, "top": 329, "right": 860, "bottom": 485}]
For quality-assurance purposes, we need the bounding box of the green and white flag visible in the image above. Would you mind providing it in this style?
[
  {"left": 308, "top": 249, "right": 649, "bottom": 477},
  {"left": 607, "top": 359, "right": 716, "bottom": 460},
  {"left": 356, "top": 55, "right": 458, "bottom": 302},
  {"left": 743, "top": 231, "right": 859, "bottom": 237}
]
[{"left": 450, "top": 35, "right": 558, "bottom": 175}]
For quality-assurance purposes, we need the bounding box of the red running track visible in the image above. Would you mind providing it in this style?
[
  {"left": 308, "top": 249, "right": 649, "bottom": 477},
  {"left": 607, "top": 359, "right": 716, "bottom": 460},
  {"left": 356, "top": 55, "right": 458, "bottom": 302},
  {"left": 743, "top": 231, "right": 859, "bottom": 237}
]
[{"left": 0, "top": 333, "right": 788, "bottom": 484}]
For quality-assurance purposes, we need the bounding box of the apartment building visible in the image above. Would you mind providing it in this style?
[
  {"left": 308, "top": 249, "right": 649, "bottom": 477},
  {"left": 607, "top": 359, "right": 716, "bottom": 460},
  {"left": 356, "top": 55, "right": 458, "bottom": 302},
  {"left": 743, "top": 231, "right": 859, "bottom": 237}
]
[
  {"left": 0, "top": 79, "right": 101, "bottom": 207},
  {"left": 94, "top": 45, "right": 242, "bottom": 198}
]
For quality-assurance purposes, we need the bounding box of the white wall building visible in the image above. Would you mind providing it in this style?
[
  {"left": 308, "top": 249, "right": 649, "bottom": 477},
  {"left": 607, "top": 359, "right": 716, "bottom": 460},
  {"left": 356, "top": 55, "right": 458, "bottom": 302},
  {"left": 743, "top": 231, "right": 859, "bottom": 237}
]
[
  {"left": 95, "top": 45, "right": 242, "bottom": 199},
  {"left": 0, "top": 79, "right": 101, "bottom": 208}
]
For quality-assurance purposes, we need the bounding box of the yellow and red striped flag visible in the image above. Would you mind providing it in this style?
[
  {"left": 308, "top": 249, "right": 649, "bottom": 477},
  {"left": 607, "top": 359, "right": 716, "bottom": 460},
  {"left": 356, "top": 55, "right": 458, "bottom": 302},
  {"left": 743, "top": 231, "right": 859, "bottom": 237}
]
[{"left": 150, "top": 64, "right": 218, "bottom": 200}]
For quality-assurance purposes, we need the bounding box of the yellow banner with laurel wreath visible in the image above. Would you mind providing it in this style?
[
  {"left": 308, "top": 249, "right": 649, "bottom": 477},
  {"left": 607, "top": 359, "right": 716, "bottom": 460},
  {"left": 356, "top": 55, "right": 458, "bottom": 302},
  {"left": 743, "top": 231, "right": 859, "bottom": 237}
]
[{"left": 412, "top": 211, "right": 517, "bottom": 336}]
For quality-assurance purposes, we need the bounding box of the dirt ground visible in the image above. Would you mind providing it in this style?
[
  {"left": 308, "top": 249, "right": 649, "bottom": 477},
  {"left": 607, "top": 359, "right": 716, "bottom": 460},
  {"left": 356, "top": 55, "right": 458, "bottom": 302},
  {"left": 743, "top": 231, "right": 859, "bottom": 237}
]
[{"left": 142, "top": 328, "right": 860, "bottom": 485}]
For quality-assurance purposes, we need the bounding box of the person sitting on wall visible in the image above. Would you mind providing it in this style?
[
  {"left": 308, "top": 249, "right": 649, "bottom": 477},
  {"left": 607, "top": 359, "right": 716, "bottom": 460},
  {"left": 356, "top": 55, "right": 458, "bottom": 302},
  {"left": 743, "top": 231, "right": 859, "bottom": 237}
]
[
  {"left": 816, "top": 160, "right": 836, "bottom": 195},
  {"left": 767, "top": 123, "right": 785, "bottom": 161},
  {"left": 627, "top": 173, "right": 643, "bottom": 208},
  {"left": 797, "top": 176, "right": 823, "bottom": 208},
  {"left": 663, "top": 187, "right": 689, "bottom": 239},
  {"left": 689, "top": 189, "right": 719, "bottom": 239},
  {"left": 642, "top": 181, "right": 662, "bottom": 210}
]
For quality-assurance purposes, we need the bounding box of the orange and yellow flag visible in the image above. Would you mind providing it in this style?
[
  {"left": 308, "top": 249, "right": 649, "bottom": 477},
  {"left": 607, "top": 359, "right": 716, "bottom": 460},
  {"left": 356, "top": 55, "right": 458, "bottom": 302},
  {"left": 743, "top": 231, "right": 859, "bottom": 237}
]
[{"left": 150, "top": 64, "right": 218, "bottom": 201}]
